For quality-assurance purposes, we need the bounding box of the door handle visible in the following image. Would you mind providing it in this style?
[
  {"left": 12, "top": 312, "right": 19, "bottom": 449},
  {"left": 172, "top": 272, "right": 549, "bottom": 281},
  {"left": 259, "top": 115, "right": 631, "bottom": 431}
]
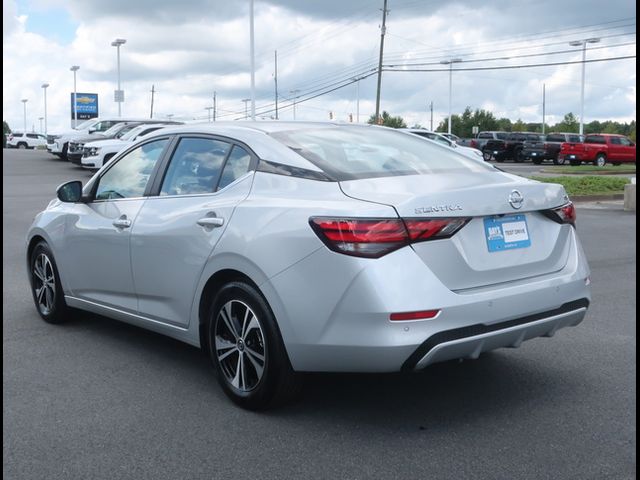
[
  {"left": 197, "top": 216, "right": 224, "bottom": 228},
  {"left": 113, "top": 217, "right": 132, "bottom": 229}
]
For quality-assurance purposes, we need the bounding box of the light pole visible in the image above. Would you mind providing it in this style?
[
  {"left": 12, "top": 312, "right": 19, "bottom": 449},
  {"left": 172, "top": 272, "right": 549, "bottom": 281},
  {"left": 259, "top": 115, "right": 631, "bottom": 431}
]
[
  {"left": 351, "top": 77, "right": 364, "bottom": 123},
  {"left": 38, "top": 117, "right": 44, "bottom": 133},
  {"left": 70, "top": 66, "right": 79, "bottom": 128},
  {"left": 289, "top": 89, "right": 300, "bottom": 120},
  {"left": 242, "top": 99, "right": 251, "bottom": 119},
  {"left": 111, "top": 38, "right": 127, "bottom": 117},
  {"left": 21, "top": 99, "right": 28, "bottom": 133},
  {"left": 440, "top": 58, "right": 462, "bottom": 135},
  {"left": 41, "top": 83, "right": 49, "bottom": 137},
  {"left": 569, "top": 38, "right": 600, "bottom": 135},
  {"left": 205, "top": 106, "right": 213, "bottom": 122}
]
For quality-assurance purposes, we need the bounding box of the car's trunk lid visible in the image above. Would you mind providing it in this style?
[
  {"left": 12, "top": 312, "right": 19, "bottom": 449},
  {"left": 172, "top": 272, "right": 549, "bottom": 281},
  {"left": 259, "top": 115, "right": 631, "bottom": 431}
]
[{"left": 340, "top": 173, "right": 573, "bottom": 290}]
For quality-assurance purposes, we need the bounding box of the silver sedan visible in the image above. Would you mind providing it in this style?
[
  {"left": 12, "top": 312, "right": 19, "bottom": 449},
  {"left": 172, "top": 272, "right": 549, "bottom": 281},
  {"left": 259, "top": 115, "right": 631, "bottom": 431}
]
[{"left": 26, "top": 122, "right": 591, "bottom": 409}]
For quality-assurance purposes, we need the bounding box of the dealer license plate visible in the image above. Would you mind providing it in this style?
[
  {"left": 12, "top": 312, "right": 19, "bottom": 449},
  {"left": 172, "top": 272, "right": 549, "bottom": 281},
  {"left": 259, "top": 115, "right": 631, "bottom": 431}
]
[{"left": 483, "top": 215, "right": 531, "bottom": 252}]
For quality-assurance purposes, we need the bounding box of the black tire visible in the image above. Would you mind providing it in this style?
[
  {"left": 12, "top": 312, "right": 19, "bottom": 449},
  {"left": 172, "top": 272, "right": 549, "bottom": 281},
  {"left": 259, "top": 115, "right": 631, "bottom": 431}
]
[
  {"left": 482, "top": 150, "right": 492, "bottom": 161},
  {"left": 569, "top": 159, "right": 581, "bottom": 166},
  {"left": 29, "top": 241, "right": 69, "bottom": 323},
  {"left": 594, "top": 153, "right": 606, "bottom": 167},
  {"left": 17, "top": 142, "right": 28, "bottom": 149},
  {"left": 553, "top": 156, "right": 566, "bottom": 165},
  {"left": 61, "top": 142, "right": 68, "bottom": 161},
  {"left": 207, "top": 281, "right": 301, "bottom": 410},
  {"left": 532, "top": 158, "right": 543, "bottom": 165},
  {"left": 514, "top": 148, "right": 524, "bottom": 163}
]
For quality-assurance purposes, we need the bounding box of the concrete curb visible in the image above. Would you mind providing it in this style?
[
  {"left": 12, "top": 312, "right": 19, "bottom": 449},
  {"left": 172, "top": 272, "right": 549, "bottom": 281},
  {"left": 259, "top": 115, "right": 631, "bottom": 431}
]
[{"left": 571, "top": 194, "right": 624, "bottom": 202}]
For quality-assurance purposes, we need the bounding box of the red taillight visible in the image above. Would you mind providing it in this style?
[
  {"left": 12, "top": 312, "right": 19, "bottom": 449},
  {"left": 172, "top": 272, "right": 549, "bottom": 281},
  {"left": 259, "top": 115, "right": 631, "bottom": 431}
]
[
  {"left": 544, "top": 202, "right": 576, "bottom": 226},
  {"left": 309, "top": 217, "right": 469, "bottom": 258},
  {"left": 390, "top": 309, "right": 440, "bottom": 321},
  {"left": 470, "top": 139, "right": 478, "bottom": 148},
  {"left": 543, "top": 143, "right": 550, "bottom": 151}
]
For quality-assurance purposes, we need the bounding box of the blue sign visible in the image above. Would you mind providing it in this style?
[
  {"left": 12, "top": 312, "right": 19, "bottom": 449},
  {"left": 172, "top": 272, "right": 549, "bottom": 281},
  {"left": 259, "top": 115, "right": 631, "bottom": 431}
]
[{"left": 70, "top": 93, "right": 99, "bottom": 120}]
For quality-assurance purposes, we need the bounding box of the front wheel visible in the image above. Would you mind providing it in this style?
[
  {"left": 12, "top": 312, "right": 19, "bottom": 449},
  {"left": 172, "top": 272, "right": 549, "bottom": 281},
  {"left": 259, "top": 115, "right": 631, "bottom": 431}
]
[
  {"left": 594, "top": 154, "right": 606, "bottom": 167},
  {"left": 482, "top": 150, "right": 492, "bottom": 161},
  {"left": 208, "top": 281, "right": 301, "bottom": 410},
  {"left": 17, "top": 142, "right": 27, "bottom": 149},
  {"left": 29, "top": 241, "right": 69, "bottom": 323}
]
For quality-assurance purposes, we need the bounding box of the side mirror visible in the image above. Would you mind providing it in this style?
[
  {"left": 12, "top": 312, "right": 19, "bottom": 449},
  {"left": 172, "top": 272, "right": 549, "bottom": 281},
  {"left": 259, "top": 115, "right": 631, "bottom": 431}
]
[{"left": 56, "top": 180, "right": 83, "bottom": 203}]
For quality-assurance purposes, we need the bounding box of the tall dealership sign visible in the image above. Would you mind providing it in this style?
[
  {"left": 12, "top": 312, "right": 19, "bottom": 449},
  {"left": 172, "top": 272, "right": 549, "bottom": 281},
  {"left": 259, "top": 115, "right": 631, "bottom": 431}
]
[{"left": 70, "top": 93, "right": 99, "bottom": 120}]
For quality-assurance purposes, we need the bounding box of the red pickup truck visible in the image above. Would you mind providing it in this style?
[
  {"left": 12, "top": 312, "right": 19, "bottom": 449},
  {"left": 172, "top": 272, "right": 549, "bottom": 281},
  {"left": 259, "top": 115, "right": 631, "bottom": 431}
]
[{"left": 560, "top": 134, "right": 636, "bottom": 166}]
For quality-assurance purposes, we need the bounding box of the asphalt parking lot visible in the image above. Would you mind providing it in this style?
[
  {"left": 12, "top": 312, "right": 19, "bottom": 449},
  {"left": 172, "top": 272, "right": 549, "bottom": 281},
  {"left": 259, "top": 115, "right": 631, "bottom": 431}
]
[{"left": 3, "top": 149, "right": 636, "bottom": 479}]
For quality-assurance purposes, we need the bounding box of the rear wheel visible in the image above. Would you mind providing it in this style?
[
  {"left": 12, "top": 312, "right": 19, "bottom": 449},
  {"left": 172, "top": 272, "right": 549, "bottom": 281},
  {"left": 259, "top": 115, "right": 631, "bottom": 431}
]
[
  {"left": 17, "top": 142, "right": 27, "bottom": 149},
  {"left": 554, "top": 156, "right": 566, "bottom": 165},
  {"left": 594, "top": 154, "right": 606, "bottom": 167},
  {"left": 514, "top": 148, "right": 524, "bottom": 162},
  {"left": 482, "top": 150, "right": 492, "bottom": 161},
  {"left": 208, "top": 281, "right": 301, "bottom": 410},
  {"left": 29, "top": 242, "right": 69, "bottom": 323},
  {"left": 532, "top": 158, "right": 543, "bottom": 165}
]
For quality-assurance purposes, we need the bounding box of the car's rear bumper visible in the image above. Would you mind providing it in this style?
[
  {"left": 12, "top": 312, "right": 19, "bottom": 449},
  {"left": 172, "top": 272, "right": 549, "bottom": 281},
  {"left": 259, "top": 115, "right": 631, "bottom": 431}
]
[
  {"left": 265, "top": 227, "right": 591, "bottom": 373},
  {"left": 405, "top": 298, "right": 587, "bottom": 370}
]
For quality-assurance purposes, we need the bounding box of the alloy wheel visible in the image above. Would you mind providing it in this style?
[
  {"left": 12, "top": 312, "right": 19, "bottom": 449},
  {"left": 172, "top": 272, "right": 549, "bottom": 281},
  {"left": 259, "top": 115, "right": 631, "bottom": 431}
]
[
  {"left": 33, "top": 253, "right": 56, "bottom": 315},
  {"left": 215, "top": 300, "right": 266, "bottom": 392}
]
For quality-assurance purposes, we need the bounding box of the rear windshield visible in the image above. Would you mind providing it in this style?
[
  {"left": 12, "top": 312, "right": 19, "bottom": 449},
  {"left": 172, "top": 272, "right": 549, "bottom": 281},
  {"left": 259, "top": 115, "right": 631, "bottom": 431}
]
[
  {"left": 270, "top": 127, "right": 492, "bottom": 180},
  {"left": 546, "top": 134, "right": 566, "bottom": 142}
]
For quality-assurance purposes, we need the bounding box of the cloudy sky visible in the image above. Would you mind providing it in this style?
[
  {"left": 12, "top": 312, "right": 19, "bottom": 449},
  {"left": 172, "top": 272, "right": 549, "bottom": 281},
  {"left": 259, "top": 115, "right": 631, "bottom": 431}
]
[{"left": 2, "top": 0, "right": 636, "bottom": 134}]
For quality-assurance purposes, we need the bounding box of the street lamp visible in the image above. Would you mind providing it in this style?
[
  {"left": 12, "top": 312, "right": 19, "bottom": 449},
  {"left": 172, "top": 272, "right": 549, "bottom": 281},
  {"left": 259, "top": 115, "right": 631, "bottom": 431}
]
[
  {"left": 440, "top": 58, "right": 462, "bottom": 135},
  {"left": 21, "top": 99, "right": 28, "bottom": 133},
  {"left": 38, "top": 117, "right": 44, "bottom": 133},
  {"left": 41, "top": 83, "right": 49, "bottom": 137},
  {"left": 351, "top": 77, "right": 364, "bottom": 123},
  {"left": 569, "top": 38, "right": 600, "bottom": 135},
  {"left": 70, "top": 66, "right": 79, "bottom": 128},
  {"left": 289, "top": 89, "right": 300, "bottom": 120},
  {"left": 111, "top": 38, "right": 127, "bottom": 117}
]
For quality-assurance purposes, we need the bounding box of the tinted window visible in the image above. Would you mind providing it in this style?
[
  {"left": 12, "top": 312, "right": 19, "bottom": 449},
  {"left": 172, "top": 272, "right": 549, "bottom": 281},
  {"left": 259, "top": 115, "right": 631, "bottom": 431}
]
[
  {"left": 545, "top": 134, "right": 565, "bottom": 142},
  {"left": 496, "top": 133, "right": 509, "bottom": 140},
  {"left": 12, "top": 133, "right": 23, "bottom": 138},
  {"left": 270, "top": 127, "right": 491, "bottom": 181},
  {"left": 160, "top": 138, "right": 230, "bottom": 196},
  {"left": 620, "top": 137, "right": 633, "bottom": 146},
  {"left": 568, "top": 135, "right": 582, "bottom": 143},
  {"left": 609, "top": 137, "right": 622, "bottom": 145},
  {"left": 478, "top": 133, "right": 492, "bottom": 139},
  {"left": 26, "top": 134, "right": 39, "bottom": 139},
  {"left": 585, "top": 135, "right": 606, "bottom": 144},
  {"left": 217, "top": 146, "right": 252, "bottom": 190},
  {"left": 95, "top": 139, "right": 168, "bottom": 200}
]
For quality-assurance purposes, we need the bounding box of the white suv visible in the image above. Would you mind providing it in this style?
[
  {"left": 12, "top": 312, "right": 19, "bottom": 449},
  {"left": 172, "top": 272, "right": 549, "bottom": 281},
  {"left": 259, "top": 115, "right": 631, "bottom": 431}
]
[
  {"left": 47, "top": 117, "right": 154, "bottom": 160},
  {"left": 7, "top": 132, "right": 47, "bottom": 149}
]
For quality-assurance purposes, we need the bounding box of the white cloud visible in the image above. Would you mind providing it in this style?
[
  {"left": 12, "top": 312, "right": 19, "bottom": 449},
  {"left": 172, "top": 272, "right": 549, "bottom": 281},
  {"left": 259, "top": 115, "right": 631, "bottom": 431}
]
[{"left": 2, "top": 0, "right": 636, "bottom": 134}]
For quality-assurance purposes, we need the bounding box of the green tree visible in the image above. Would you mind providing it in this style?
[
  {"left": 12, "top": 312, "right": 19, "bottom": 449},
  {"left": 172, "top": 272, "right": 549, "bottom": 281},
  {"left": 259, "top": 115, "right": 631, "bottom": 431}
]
[
  {"left": 436, "top": 107, "right": 499, "bottom": 137},
  {"left": 367, "top": 111, "right": 407, "bottom": 128},
  {"left": 3, "top": 121, "right": 10, "bottom": 148},
  {"left": 552, "top": 113, "right": 579, "bottom": 133}
]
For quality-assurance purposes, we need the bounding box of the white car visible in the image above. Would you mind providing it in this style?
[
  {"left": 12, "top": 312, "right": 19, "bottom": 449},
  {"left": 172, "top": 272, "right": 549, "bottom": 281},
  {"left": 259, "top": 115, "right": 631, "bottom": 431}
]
[
  {"left": 81, "top": 124, "right": 175, "bottom": 169},
  {"left": 48, "top": 117, "right": 156, "bottom": 160},
  {"left": 7, "top": 132, "right": 47, "bottom": 149},
  {"left": 402, "top": 129, "right": 485, "bottom": 162}
]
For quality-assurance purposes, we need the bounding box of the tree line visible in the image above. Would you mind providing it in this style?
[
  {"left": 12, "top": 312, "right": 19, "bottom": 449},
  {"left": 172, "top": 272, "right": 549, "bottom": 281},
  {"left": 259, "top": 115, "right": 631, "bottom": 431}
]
[{"left": 368, "top": 108, "right": 636, "bottom": 142}]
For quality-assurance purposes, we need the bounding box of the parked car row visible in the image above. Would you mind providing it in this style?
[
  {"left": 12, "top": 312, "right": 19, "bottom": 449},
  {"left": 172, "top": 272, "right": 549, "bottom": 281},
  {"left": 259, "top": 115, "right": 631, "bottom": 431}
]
[
  {"left": 6, "top": 132, "right": 48, "bottom": 149},
  {"left": 458, "top": 131, "right": 635, "bottom": 166},
  {"left": 44, "top": 117, "right": 181, "bottom": 169}
]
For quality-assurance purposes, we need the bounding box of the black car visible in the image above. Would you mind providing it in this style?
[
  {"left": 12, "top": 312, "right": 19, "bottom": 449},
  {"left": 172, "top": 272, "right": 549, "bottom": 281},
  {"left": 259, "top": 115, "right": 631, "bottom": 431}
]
[
  {"left": 522, "top": 132, "right": 583, "bottom": 165},
  {"left": 483, "top": 132, "right": 543, "bottom": 162}
]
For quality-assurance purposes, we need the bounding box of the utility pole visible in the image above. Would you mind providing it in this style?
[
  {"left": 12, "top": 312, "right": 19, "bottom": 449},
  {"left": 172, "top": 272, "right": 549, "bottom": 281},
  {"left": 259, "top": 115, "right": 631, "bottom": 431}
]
[
  {"left": 150, "top": 84, "right": 156, "bottom": 118},
  {"left": 274, "top": 50, "right": 279, "bottom": 120},
  {"left": 429, "top": 101, "right": 434, "bottom": 130},
  {"left": 374, "top": 0, "right": 389, "bottom": 124},
  {"left": 205, "top": 106, "right": 213, "bottom": 122},
  {"left": 213, "top": 91, "right": 217, "bottom": 122},
  {"left": 542, "top": 83, "right": 546, "bottom": 134}
]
